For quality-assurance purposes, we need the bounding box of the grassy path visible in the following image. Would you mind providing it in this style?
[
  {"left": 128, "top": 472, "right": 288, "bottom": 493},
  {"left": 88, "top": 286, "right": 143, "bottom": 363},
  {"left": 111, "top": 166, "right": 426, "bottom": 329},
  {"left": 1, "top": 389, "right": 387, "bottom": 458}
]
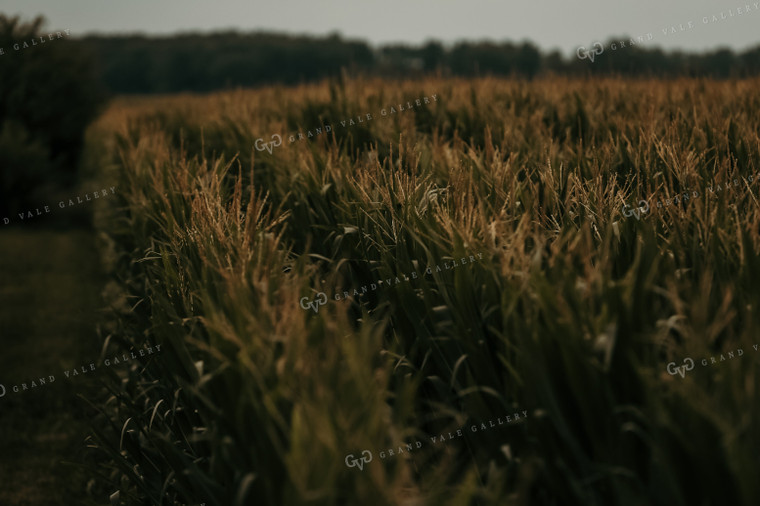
[{"left": 0, "top": 228, "right": 106, "bottom": 505}]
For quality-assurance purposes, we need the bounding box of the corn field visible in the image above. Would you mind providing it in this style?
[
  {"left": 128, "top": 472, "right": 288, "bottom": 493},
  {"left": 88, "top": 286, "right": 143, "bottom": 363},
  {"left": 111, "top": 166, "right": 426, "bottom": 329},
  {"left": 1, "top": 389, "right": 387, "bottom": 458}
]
[{"left": 84, "top": 77, "right": 760, "bottom": 505}]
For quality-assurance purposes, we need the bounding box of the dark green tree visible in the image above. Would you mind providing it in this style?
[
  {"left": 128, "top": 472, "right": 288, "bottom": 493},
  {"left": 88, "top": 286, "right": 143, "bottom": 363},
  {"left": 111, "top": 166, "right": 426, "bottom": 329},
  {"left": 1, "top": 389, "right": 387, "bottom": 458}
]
[{"left": 0, "top": 15, "right": 106, "bottom": 216}]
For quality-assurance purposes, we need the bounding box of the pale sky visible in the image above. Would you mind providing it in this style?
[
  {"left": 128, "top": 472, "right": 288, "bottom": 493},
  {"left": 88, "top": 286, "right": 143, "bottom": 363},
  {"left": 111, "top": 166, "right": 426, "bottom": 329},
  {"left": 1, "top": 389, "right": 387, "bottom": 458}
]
[{"left": 2, "top": 0, "right": 759, "bottom": 56}]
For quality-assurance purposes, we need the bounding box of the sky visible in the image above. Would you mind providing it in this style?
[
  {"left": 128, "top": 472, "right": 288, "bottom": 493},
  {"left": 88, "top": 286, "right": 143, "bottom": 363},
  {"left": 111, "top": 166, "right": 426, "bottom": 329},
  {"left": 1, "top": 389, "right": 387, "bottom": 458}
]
[{"left": 2, "top": 0, "right": 759, "bottom": 56}]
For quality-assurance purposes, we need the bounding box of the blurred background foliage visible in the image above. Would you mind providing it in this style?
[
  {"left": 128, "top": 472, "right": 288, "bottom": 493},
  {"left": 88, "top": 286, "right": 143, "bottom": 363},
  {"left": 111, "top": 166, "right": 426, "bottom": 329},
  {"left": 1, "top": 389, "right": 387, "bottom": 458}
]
[{"left": 0, "top": 14, "right": 106, "bottom": 217}]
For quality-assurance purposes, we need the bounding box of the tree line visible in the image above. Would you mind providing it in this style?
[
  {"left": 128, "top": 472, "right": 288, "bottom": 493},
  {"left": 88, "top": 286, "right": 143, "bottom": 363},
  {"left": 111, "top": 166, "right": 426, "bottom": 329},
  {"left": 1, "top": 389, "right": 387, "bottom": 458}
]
[{"left": 79, "top": 32, "right": 760, "bottom": 94}]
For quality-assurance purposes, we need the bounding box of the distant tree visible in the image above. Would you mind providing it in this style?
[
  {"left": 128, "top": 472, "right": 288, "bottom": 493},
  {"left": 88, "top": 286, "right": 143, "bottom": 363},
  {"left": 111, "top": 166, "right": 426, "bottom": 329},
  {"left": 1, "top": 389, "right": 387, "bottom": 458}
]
[
  {"left": 543, "top": 50, "right": 567, "bottom": 75},
  {"left": 702, "top": 48, "right": 737, "bottom": 78},
  {"left": 739, "top": 46, "right": 760, "bottom": 76},
  {"left": 515, "top": 42, "right": 541, "bottom": 78},
  {"left": 0, "top": 15, "right": 106, "bottom": 215},
  {"left": 421, "top": 40, "right": 444, "bottom": 72}
]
